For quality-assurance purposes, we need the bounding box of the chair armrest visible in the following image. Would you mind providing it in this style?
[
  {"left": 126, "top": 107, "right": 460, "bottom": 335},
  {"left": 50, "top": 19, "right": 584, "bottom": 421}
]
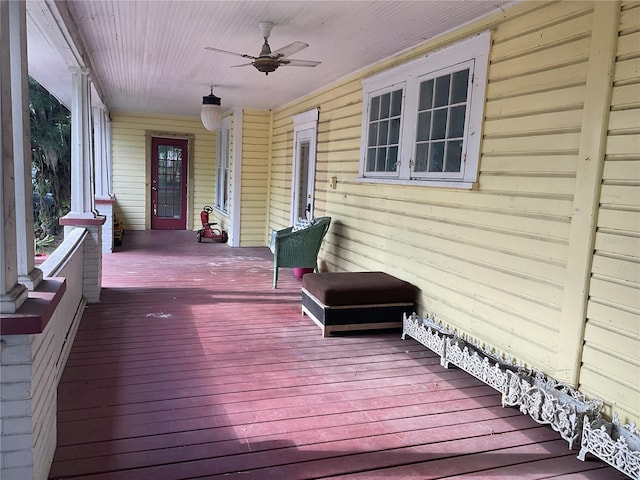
[{"left": 270, "top": 226, "right": 294, "bottom": 253}]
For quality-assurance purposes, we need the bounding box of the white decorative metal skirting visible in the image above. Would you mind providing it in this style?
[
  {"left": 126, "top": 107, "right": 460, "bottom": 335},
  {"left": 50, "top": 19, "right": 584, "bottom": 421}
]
[
  {"left": 400, "top": 312, "right": 640, "bottom": 474},
  {"left": 442, "top": 337, "right": 515, "bottom": 395},
  {"left": 402, "top": 313, "right": 520, "bottom": 395},
  {"left": 578, "top": 413, "right": 640, "bottom": 480},
  {"left": 401, "top": 313, "right": 449, "bottom": 358},
  {"left": 503, "top": 369, "right": 604, "bottom": 450}
]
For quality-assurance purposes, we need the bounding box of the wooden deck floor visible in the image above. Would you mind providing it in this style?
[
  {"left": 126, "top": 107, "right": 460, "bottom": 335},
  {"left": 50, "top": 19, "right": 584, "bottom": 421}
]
[{"left": 49, "top": 231, "right": 625, "bottom": 479}]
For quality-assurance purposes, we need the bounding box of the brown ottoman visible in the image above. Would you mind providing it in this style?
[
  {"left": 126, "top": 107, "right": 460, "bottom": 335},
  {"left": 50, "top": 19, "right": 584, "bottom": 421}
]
[{"left": 301, "top": 271, "right": 419, "bottom": 337}]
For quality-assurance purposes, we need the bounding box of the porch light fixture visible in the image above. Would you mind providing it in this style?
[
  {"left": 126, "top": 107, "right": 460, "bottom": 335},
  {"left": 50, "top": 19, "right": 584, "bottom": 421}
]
[{"left": 201, "top": 86, "right": 222, "bottom": 131}]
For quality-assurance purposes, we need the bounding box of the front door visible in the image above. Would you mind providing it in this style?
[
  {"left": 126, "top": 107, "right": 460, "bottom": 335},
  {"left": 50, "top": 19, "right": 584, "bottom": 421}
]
[{"left": 151, "top": 137, "right": 188, "bottom": 229}]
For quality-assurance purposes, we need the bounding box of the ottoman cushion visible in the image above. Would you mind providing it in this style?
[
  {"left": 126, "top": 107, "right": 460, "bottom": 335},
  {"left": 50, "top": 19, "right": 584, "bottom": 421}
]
[{"left": 302, "top": 271, "right": 418, "bottom": 306}]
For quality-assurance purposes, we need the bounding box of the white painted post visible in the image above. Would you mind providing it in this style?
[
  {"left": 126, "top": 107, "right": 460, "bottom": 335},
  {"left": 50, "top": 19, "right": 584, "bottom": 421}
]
[
  {"left": 67, "top": 67, "right": 96, "bottom": 219},
  {"left": 93, "top": 106, "right": 115, "bottom": 253},
  {"left": 61, "top": 68, "right": 105, "bottom": 302},
  {"left": 0, "top": 0, "right": 28, "bottom": 314},
  {"left": 10, "top": 0, "right": 42, "bottom": 290},
  {"left": 93, "top": 106, "right": 111, "bottom": 199}
]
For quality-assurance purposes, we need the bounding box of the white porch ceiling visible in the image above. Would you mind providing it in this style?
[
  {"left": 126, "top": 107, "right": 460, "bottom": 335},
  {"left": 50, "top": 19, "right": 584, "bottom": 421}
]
[{"left": 26, "top": 0, "right": 512, "bottom": 117}]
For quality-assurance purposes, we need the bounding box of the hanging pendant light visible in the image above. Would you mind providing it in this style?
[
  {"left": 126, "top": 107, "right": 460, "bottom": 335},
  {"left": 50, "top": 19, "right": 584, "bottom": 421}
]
[{"left": 201, "top": 86, "right": 222, "bottom": 131}]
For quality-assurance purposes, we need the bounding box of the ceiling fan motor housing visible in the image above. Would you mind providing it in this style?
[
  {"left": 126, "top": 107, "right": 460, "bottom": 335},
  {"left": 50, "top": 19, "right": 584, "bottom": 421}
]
[{"left": 254, "top": 57, "right": 280, "bottom": 74}]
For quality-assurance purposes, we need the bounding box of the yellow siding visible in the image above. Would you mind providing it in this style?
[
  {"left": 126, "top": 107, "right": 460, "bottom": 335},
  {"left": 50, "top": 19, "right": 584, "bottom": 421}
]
[
  {"left": 111, "top": 112, "right": 216, "bottom": 231},
  {"left": 268, "top": 0, "right": 638, "bottom": 426},
  {"left": 581, "top": 0, "right": 640, "bottom": 426},
  {"left": 240, "top": 109, "right": 270, "bottom": 246},
  {"left": 272, "top": 0, "right": 589, "bottom": 365}
]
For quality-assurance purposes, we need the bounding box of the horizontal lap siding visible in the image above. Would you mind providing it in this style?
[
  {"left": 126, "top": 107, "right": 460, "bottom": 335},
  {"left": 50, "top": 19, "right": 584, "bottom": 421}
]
[
  {"left": 271, "top": 1, "right": 592, "bottom": 372},
  {"left": 111, "top": 113, "right": 215, "bottom": 231},
  {"left": 270, "top": 80, "right": 363, "bottom": 233},
  {"left": 581, "top": 0, "right": 640, "bottom": 426},
  {"left": 476, "top": 2, "right": 594, "bottom": 368},
  {"left": 241, "top": 109, "right": 270, "bottom": 246}
]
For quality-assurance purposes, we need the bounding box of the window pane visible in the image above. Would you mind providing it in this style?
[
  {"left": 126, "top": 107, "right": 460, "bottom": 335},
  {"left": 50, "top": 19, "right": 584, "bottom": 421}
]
[
  {"left": 448, "top": 105, "right": 466, "bottom": 139},
  {"left": 388, "top": 146, "right": 398, "bottom": 170},
  {"left": 451, "top": 69, "right": 469, "bottom": 104},
  {"left": 367, "top": 148, "right": 376, "bottom": 171},
  {"left": 378, "top": 120, "right": 389, "bottom": 145},
  {"left": 431, "top": 109, "right": 447, "bottom": 140},
  {"left": 419, "top": 79, "right": 434, "bottom": 110},
  {"left": 434, "top": 75, "right": 451, "bottom": 108},
  {"left": 391, "top": 89, "right": 403, "bottom": 116},
  {"left": 429, "top": 142, "right": 444, "bottom": 172},
  {"left": 416, "top": 111, "right": 431, "bottom": 142},
  {"left": 376, "top": 148, "right": 387, "bottom": 171},
  {"left": 222, "top": 171, "right": 228, "bottom": 209},
  {"left": 415, "top": 143, "right": 428, "bottom": 172},
  {"left": 389, "top": 117, "right": 401, "bottom": 144},
  {"left": 445, "top": 140, "right": 463, "bottom": 172},
  {"left": 370, "top": 96, "right": 380, "bottom": 121},
  {"left": 368, "top": 123, "right": 378, "bottom": 146},
  {"left": 380, "top": 93, "right": 391, "bottom": 118}
]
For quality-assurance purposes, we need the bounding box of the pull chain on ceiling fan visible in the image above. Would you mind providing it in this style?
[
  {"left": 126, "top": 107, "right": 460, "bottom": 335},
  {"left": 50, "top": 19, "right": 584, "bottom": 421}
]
[{"left": 205, "top": 21, "right": 321, "bottom": 75}]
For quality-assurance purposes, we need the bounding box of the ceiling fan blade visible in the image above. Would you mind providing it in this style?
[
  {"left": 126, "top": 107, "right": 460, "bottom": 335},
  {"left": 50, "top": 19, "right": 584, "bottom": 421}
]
[
  {"left": 205, "top": 46, "right": 255, "bottom": 60},
  {"left": 270, "top": 41, "right": 309, "bottom": 59},
  {"left": 280, "top": 59, "right": 321, "bottom": 67},
  {"left": 231, "top": 62, "right": 254, "bottom": 68}
]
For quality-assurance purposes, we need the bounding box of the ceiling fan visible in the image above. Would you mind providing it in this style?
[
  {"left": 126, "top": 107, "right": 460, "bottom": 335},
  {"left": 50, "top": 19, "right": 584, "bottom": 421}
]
[{"left": 205, "top": 21, "right": 321, "bottom": 75}]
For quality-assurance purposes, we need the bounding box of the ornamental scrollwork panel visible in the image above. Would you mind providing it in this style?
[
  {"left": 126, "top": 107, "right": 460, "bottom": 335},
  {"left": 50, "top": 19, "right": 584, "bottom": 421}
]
[
  {"left": 504, "top": 369, "right": 603, "bottom": 450},
  {"left": 578, "top": 413, "right": 640, "bottom": 480}
]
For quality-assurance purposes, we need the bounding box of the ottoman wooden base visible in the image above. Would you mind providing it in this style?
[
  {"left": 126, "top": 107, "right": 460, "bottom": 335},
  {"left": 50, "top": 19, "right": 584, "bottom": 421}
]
[
  {"left": 301, "top": 272, "right": 419, "bottom": 337},
  {"left": 302, "top": 288, "right": 413, "bottom": 337}
]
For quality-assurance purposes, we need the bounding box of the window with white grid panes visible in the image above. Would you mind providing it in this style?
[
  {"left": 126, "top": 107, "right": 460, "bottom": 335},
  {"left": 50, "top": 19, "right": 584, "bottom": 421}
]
[
  {"left": 413, "top": 65, "right": 470, "bottom": 178},
  {"left": 366, "top": 88, "right": 403, "bottom": 174},
  {"left": 359, "top": 32, "right": 489, "bottom": 189}
]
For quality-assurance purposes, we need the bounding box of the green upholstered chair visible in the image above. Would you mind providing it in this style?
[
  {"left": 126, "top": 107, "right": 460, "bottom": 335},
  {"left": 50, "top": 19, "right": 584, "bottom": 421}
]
[{"left": 270, "top": 216, "right": 331, "bottom": 288}]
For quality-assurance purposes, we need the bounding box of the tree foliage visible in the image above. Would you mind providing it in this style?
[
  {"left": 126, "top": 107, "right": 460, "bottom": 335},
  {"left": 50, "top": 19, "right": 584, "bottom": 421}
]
[{"left": 29, "top": 77, "right": 71, "bottom": 237}]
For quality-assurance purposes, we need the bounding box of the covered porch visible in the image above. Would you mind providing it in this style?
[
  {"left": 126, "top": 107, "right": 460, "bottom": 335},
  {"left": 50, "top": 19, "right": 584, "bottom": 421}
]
[{"left": 48, "top": 231, "right": 623, "bottom": 479}]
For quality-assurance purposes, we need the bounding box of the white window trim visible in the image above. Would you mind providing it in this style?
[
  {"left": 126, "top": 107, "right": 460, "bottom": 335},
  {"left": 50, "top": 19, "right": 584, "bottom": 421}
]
[
  {"left": 215, "top": 116, "right": 231, "bottom": 214},
  {"left": 290, "top": 108, "right": 319, "bottom": 224},
  {"left": 358, "top": 31, "right": 490, "bottom": 189}
]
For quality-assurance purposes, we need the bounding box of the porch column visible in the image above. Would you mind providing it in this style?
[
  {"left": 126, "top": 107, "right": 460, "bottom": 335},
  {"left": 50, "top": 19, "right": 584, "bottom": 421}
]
[
  {"left": 10, "top": 0, "right": 42, "bottom": 290},
  {"left": 0, "top": 0, "right": 28, "bottom": 313},
  {"left": 60, "top": 68, "right": 105, "bottom": 302},
  {"left": 93, "top": 105, "right": 115, "bottom": 253},
  {"left": 68, "top": 67, "right": 96, "bottom": 219},
  {"left": 93, "top": 106, "right": 112, "bottom": 199}
]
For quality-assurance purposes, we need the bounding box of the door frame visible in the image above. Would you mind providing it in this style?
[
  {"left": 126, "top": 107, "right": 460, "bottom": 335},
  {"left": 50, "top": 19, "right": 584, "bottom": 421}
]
[
  {"left": 145, "top": 131, "right": 195, "bottom": 230},
  {"left": 290, "top": 108, "right": 319, "bottom": 225}
]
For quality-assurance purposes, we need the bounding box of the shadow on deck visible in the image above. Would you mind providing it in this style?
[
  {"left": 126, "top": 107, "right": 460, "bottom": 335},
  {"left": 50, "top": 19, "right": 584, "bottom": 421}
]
[{"left": 49, "top": 231, "right": 624, "bottom": 479}]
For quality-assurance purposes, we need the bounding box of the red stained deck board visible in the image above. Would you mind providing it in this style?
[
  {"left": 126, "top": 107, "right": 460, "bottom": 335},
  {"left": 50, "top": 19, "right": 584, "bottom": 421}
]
[
  {"left": 61, "top": 339, "right": 424, "bottom": 371},
  {"left": 57, "top": 362, "right": 458, "bottom": 405},
  {"left": 51, "top": 405, "right": 524, "bottom": 477},
  {"left": 59, "top": 354, "right": 441, "bottom": 390},
  {"left": 49, "top": 231, "right": 623, "bottom": 480},
  {"left": 57, "top": 378, "right": 494, "bottom": 425},
  {"left": 51, "top": 415, "right": 545, "bottom": 479},
  {"left": 56, "top": 391, "right": 507, "bottom": 447},
  {"left": 53, "top": 390, "right": 503, "bottom": 464},
  {"left": 57, "top": 368, "right": 474, "bottom": 415}
]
